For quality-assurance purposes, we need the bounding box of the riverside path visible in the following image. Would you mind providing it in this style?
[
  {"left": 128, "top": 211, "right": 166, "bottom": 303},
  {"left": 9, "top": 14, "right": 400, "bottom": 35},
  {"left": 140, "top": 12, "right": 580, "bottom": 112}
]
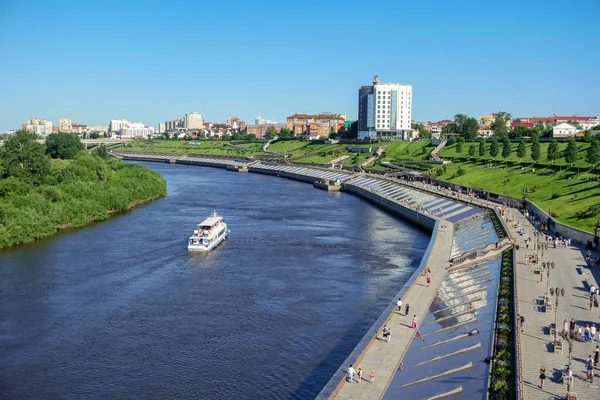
[
  {"left": 332, "top": 223, "right": 454, "bottom": 399},
  {"left": 507, "top": 207, "right": 600, "bottom": 400}
]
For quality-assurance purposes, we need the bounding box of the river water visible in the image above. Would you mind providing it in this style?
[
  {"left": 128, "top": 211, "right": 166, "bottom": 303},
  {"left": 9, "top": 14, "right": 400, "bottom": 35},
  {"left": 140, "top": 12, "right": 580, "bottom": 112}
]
[{"left": 0, "top": 162, "right": 429, "bottom": 399}]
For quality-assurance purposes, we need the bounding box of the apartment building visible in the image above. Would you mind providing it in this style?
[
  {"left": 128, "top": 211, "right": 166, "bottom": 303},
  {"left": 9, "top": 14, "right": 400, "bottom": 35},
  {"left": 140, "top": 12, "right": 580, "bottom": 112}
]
[
  {"left": 24, "top": 117, "right": 52, "bottom": 136},
  {"left": 286, "top": 113, "right": 346, "bottom": 136}
]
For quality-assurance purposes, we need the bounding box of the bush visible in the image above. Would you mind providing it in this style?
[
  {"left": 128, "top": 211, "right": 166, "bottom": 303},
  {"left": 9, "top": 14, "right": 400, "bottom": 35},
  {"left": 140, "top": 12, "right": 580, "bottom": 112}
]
[
  {"left": 551, "top": 192, "right": 561, "bottom": 199},
  {"left": 575, "top": 205, "right": 600, "bottom": 219},
  {"left": 550, "top": 210, "right": 560, "bottom": 218}
]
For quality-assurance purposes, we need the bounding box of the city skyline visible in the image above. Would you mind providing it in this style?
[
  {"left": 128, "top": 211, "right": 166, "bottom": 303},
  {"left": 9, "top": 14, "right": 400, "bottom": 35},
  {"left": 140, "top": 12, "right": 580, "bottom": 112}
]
[{"left": 1, "top": 0, "right": 599, "bottom": 132}]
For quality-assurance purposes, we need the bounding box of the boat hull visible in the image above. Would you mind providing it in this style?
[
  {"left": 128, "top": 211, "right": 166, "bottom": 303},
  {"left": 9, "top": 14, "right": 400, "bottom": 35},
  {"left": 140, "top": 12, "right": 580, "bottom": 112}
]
[{"left": 187, "top": 229, "right": 229, "bottom": 252}]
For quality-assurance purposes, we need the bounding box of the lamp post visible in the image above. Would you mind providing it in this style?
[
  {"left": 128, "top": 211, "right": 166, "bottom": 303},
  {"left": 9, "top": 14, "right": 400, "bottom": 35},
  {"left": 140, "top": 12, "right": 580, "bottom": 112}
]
[{"left": 549, "top": 286, "right": 566, "bottom": 341}]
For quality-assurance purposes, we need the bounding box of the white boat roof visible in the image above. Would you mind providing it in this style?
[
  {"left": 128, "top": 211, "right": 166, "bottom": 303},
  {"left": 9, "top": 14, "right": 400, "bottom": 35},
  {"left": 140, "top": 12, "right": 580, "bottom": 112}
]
[{"left": 199, "top": 216, "right": 221, "bottom": 226}]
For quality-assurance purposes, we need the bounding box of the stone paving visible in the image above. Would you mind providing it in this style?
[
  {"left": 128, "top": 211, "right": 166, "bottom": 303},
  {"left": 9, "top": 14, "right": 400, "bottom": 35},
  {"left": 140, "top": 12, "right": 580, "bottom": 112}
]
[
  {"left": 507, "top": 208, "right": 600, "bottom": 400},
  {"left": 333, "top": 223, "right": 454, "bottom": 400}
]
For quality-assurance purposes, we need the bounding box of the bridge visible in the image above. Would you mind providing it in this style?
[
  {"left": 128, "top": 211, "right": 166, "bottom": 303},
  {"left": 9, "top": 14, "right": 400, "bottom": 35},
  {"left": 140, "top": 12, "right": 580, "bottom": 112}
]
[{"left": 0, "top": 137, "right": 133, "bottom": 147}]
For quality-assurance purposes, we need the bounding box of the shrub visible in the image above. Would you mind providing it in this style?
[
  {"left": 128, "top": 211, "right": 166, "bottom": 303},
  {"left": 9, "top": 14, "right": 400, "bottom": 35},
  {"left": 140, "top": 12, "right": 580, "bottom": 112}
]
[
  {"left": 551, "top": 193, "right": 561, "bottom": 199},
  {"left": 550, "top": 210, "right": 560, "bottom": 218}
]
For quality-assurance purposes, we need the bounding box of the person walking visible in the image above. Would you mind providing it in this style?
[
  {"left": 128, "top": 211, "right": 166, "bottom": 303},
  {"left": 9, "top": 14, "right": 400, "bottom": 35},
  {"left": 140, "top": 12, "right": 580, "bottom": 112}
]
[
  {"left": 592, "top": 324, "right": 597, "bottom": 342},
  {"left": 357, "top": 368, "right": 363, "bottom": 384},
  {"left": 519, "top": 315, "right": 525, "bottom": 333},
  {"left": 570, "top": 318, "right": 576, "bottom": 339},
  {"left": 586, "top": 355, "right": 594, "bottom": 381},
  {"left": 563, "top": 319, "right": 569, "bottom": 338},
  {"left": 594, "top": 345, "right": 600, "bottom": 366},
  {"left": 412, "top": 315, "right": 418, "bottom": 329},
  {"left": 539, "top": 365, "right": 546, "bottom": 388},
  {"left": 426, "top": 275, "right": 431, "bottom": 287},
  {"left": 405, "top": 303, "right": 410, "bottom": 316},
  {"left": 382, "top": 325, "right": 389, "bottom": 342},
  {"left": 370, "top": 370, "right": 375, "bottom": 384},
  {"left": 348, "top": 364, "right": 355, "bottom": 383},
  {"left": 387, "top": 328, "right": 392, "bottom": 344},
  {"left": 397, "top": 298, "right": 402, "bottom": 312}
]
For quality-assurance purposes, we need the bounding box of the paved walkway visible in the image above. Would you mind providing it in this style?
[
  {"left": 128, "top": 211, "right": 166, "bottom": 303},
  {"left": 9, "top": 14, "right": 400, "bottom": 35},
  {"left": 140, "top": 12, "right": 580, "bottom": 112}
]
[
  {"left": 507, "top": 208, "right": 600, "bottom": 400},
  {"left": 333, "top": 223, "right": 454, "bottom": 400}
]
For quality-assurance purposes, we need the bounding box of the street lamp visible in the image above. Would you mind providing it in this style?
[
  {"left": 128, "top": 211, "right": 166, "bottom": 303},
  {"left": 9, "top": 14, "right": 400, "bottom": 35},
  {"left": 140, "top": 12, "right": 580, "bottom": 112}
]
[{"left": 549, "top": 286, "right": 565, "bottom": 341}]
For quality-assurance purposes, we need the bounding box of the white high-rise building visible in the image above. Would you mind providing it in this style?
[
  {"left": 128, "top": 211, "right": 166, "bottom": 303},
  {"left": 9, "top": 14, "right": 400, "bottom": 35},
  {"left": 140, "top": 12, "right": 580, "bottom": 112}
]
[
  {"left": 109, "top": 119, "right": 131, "bottom": 135},
  {"left": 185, "top": 112, "right": 203, "bottom": 129},
  {"left": 120, "top": 122, "right": 151, "bottom": 138},
  {"left": 358, "top": 75, "right": 413, "bottom": 140},
  {"left": 157, "top": 122, "right": 166, "bottom": 133},
  {"left": 255, "top": 114, "right": 276, "bottom": 126}
]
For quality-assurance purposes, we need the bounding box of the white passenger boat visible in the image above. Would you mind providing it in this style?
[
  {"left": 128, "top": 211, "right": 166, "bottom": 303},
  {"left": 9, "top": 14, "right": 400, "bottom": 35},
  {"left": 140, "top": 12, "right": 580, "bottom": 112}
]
[{"left": 187, "top": 211, "right": 230, "bottom": 251}]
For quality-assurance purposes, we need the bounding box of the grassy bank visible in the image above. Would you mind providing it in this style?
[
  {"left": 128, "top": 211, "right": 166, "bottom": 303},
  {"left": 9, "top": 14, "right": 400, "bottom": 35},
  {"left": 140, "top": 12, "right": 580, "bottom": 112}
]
[
  {"left": 433, "top": 162, "right": 599, "bottom": 232},
  {"left": 0, "top": 155, "right": 167, "bottom": 249}
]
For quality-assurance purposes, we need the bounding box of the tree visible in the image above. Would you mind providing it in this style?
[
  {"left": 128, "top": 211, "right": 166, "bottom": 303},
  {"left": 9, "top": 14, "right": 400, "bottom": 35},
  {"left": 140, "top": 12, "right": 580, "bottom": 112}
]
[
  {"left": 501, "top": 137, "right": 511, "bottom": 165},
  {"left": 491, "top": 117, "right": 509, "bottom": 138},
  {"left": 583, "top": 131, "right": 592, "bottom": 143},
  {"left": 547, "top": 141, "right": 559, "bottom": 165},
  {"left": 564, "top": 139, "right": 578, "bottom": 167},
  {"left": 516, "top": 141, "right": 526, "bottom": 164},
  {"left": 92, "top": 144, "right": 109, "bottom": 159},
  {"left": 45, "top": 133, "right": 85, "bottom": 159},
  {"left": 478, "top": 140, "right": 486, "bottom": 157},
  {"left": 468, "top": 144, "right": 476, "bottom": 160},
  {"left": 586, "top": 138, "right": 600, "bottom": 173},
  {"left": 265, "top": 126, "right": 277, "bottom": 140},
  {"left": 328, "top": 126, "right": 336, "bottom": 138},
  {"left": 278, "top": 127, "right": 293, "bottom": 140},
  {"left": 530, "top": 140, "right": 541, "bottom": 163},
  {"left": 456, "top": 137, "right": 464, "bottom": 154},
  {"left": 441, "top": 123, "right": 458, "bottom": 135},
  {"left": 489, "top": 138, "right": 499, "bottom": 164},
  {"left": 511, "top": 125, "right": 530, "bottom": 139},
  {"left": 1, "top": 130, "right": 50, "bottom": 185}
]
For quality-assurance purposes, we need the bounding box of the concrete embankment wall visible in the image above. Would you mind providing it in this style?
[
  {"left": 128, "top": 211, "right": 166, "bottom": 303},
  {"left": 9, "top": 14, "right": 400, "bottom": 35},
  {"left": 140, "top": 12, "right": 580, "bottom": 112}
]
[
  {"left": 248, "top": 166, "right": 317, "bottom": 184},
  {"left": 342, "top": 183, "right": 437, "bottom": 233}
]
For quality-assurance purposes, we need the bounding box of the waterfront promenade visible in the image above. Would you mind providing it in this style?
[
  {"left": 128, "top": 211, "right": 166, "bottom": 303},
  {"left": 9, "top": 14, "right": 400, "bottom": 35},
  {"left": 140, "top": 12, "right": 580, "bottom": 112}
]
[
  {"left": 507, "top": 208, "right": 600, "bottom": 400},
  {"left": 333, "top": 223, "right": 454, "bottom": 399}
]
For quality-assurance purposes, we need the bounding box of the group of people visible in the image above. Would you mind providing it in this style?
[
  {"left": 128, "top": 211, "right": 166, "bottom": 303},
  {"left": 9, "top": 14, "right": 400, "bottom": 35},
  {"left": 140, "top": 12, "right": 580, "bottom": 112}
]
[{"left": 347, "top": 365, "right": 375, "bottom": 384}]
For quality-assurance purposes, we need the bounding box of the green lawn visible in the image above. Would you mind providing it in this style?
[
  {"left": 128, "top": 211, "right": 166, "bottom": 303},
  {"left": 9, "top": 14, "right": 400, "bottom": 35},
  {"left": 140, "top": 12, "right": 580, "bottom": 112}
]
[
  {"left": 381, "top": 141, "right": 435, "bottom": 162},
  {"left": 434, "top": 162, "right": 600, "bottom": 233},
  {"left": 439, "top": 141, "right": 593, "bottom": 169}
]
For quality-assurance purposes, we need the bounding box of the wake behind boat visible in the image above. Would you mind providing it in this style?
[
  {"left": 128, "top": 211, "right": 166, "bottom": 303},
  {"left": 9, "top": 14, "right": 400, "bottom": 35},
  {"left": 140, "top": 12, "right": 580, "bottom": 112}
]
[{"left": 187, "top": 211, "right": 230, "bottom": 251}]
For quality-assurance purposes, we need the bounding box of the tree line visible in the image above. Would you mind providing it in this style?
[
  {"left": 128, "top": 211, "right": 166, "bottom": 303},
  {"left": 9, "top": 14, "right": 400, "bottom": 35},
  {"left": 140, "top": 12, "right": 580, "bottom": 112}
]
[
  {"left": 452, "top": 133, "right": 600, "bottom": 171},
  {"left": 0, "top": 131, "right": 167, "bottom": 248}
]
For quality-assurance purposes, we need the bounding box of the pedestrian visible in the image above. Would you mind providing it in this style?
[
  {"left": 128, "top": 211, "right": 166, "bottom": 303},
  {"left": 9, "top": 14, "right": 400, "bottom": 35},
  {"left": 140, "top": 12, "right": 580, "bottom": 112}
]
[
  {"left": 594, "top": 345, "right": 600, "bottom": 366},
  {"left": 539, "top": 365, "right": 546, "bottom": 388},
  {"left": 397, "top": 298, "right": 402, "bottom": 312},
  {"left": 412, "top": 315, "right": 418, "bottom": 329},
  {"left": 357, "top": 368, "right": 363, "bottom": 384},
  {"left": 585, "top": 325, "right": 591, "bottom": 342},
  {"left": 382, "top": 325, "right": 389, "bottom": 342},
  {"left": 387, "top": 328, "right": 392, "bottom": 343},
  {"left": 590, "top": 295, "right": 595, "bottom": 311},
  {"left": 370, "top": 370, "right": 375, "bottom": 384},
  {"left": 405, "top": 303, "right": 410, "bottom": 316},
  {"left": 519, "top": 315, "right": 524, "bottom": 333},
  {"left": 592, "top": 324, "right": 597, "bottom": 342},
  {"left": 348, "top": 364, "right": 355, "bottom": 383},
  {"left": 570, "top": 318, "right": 576, "bottom": 338},
  {"left": 426, "top": 275, "right": 431, "bottom": 287},
  {"left": 563, "top": 319, "right": 569, "bottom": 337}
]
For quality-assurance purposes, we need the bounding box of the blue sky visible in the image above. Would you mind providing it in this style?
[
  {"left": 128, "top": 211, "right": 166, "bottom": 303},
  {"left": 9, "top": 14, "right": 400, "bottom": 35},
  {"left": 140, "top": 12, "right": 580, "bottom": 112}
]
[{"left": 1, "top": 0, "right": 599, "bottom": 131}]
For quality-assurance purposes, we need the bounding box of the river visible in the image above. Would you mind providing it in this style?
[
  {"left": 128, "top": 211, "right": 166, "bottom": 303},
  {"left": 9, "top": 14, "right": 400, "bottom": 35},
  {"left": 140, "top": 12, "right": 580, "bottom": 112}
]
[{"left": 0, "top": 162, "right": 429, "bottom": 399}]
